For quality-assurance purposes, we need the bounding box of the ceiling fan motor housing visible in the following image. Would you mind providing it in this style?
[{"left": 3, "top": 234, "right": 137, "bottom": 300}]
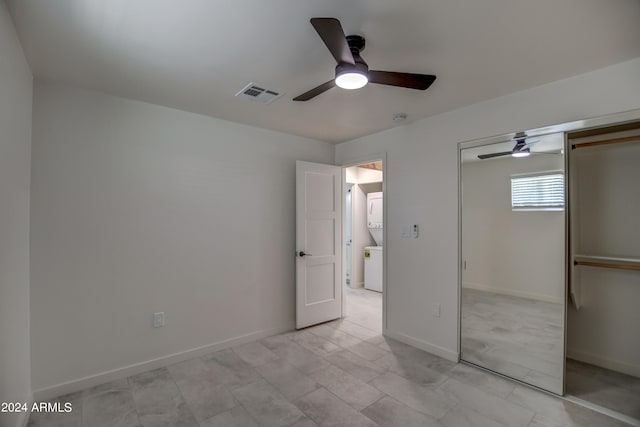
[
  {"left": 336, "top": 35, "right": 369, "bottom": 78},
  {"left": 335, "top": 61, "right": 369, "bottom": 79}
]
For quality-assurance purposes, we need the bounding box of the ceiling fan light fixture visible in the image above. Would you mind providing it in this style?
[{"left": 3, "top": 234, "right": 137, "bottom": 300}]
[
  {"left": 335, "top": 70, "right": 368, "bottom": 89},
  {"left": 512, "top": 147, "right": 531, "bottom": 158}
]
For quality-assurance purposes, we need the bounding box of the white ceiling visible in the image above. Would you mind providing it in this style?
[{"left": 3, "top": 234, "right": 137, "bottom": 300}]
[{"left": 7, "top": 0, "right": 640, "bottom": 143}]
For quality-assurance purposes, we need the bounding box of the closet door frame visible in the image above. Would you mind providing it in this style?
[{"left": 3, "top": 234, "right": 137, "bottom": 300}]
[{"left": 457, "top": 108, "right": 640, "bottom": 397}]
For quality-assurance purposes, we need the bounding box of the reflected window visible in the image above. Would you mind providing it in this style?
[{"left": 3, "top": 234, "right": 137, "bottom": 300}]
[{"left": 511, "top": 172, "right": 565, "bottom": 211}]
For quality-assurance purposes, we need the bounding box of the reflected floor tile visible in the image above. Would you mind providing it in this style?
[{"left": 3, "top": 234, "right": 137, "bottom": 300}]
[
  {"left": 232, "top": 341, "right": 280, "bottom": 367},
  {"left": 460, "top": 289, "right": 564, "bottom": 394},
  {"left": 460, "top": 337, "right": 492, "bottom": 355},
  {"left": 255, "top": 359, "right": 319, "bottom": 401},
  {"left": 438, "top": 379, "right": 534, "bottom": 427},
  {"left": 310, "top": 365, "right": 383, "bottom": 410},
  {"left": 294, "top": 388, "right": 379, "bottom": 427},
  {"left": 232, "top": 379, "right": 305, "bottom": 427},
  {"left": 362, "top": 396, "right": 443, "bottom": 427},
  {"left": 370, "top": 372, "right": 453, "bottom": 419},
  {"left": 200, "top": 406, "right": 258, "bottom": 427}
]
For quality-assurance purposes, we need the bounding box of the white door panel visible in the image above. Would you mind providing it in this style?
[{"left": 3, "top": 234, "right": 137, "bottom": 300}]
[{"left": 296, "top": 161, "right": 342, "bottom": 329}]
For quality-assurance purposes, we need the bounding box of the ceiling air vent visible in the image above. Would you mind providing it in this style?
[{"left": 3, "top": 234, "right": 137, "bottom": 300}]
[{"left": 235, "top": 83, "right": 283, "bottom": 104}]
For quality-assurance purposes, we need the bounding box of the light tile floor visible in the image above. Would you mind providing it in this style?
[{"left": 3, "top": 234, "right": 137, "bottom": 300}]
[
  {"left": 27, "top": 287, "right": 628, "bottom": 427},
  {"left": 566, "top": 358, "right": 640, "bottom": 420}
]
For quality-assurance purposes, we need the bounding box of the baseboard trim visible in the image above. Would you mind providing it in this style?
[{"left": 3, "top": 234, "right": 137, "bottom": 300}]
[
  {"left": 462, "top": 282, "right": 563, "bottom": 304},
  {"left": 383, "top": 329, "right": 459, "bottom": 362},
  {"left": 33, "top": 325, "right": 293, "bottom": 401},
  {"left": 564, "top": 395, "right": 640, "bottom": 427},
  {"left": 567, "top": 347, "right": 640, "bottom": 378}
]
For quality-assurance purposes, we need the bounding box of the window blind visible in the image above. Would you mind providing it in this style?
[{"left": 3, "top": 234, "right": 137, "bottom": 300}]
[{"left": 511, "top": 173, "right": 565, "bottom": 210}]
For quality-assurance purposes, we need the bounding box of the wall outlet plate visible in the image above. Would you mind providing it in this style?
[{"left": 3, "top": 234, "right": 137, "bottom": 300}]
[
  {"left": 153, "top": 312, "right": 165, "bottom": 327},
  {"left": 432, "top": 304, "right": 440, "bottom": 318}
]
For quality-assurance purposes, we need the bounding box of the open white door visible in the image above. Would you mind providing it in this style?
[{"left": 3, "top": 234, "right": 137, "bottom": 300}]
[{"left": 296, "top": 161, "right": 342, "bottom": 329}]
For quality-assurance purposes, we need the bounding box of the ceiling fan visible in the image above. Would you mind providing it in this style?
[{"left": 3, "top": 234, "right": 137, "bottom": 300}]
[
  {"left": 477, "top": 133, "right": 539, "bottom": 159},
  {"left": 293, "top": 18, "right": 436, "bottom": 101}
]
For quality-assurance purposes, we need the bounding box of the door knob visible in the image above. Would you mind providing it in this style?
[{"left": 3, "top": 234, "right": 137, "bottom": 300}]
[{"left": 298, "top": 251, "right": 311, "bottom": 257}]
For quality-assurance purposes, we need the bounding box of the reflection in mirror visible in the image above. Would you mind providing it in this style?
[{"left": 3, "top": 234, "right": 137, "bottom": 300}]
[{"left": 460, "top": 132, "right": 566, "bottom": 394}]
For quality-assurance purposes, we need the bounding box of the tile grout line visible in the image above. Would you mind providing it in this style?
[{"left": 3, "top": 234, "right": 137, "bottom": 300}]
[{"left": 125, "top": 376, "right": 142, "bottom": 427}]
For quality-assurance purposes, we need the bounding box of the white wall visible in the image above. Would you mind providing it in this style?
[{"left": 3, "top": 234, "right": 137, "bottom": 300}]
[
  {"left": 30, "top": 82, "right": 334, "bottom": 394},
  {"left": 346, "top": 167, "right": 382, "bottom": 287},
  {"left": 568, "top": 138, "right": 640, "bottom": 376},
  {"left": 335, "top": 57, "right": 640, "bottom": 360},
  {"left": 461, "top": 153, "right": 565, "bottom": 303},
  {"left": 0, "top": 3, "right": 32, "bottom": 427},
  {"left": 355, "top": 168, "right": 383, "bottom": 184}
]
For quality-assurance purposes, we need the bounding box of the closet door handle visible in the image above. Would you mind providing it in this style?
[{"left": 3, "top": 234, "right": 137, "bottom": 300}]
[{"left": 298, "top": 251, "right": 312, "bottom": 257}]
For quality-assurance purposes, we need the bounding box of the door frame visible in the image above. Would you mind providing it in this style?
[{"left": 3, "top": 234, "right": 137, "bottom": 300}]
[{"left": 339, "top": 153, "right": 387, "bottom": 332}]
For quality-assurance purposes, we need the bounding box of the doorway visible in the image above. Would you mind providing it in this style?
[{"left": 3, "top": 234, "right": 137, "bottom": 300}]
[{"left": 343, "top": 159, "right": 384, "bottom": 334}]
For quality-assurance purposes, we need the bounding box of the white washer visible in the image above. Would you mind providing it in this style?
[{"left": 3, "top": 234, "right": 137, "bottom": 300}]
[{"left": 364, "top": 246, "right": 383, "bottom": 292}]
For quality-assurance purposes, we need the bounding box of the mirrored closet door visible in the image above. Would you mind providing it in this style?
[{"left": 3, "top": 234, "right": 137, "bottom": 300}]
[{"left": 459, "top": 132, "right": 567, "bottom": 394}]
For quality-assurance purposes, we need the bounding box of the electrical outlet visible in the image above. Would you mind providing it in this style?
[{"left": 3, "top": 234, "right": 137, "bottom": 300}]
[
  {"left": 153, "top": 312, "right": 165, "bottom": 327},
  {"left": 432, "top": 303, "right": 440, "bottom": 318}
]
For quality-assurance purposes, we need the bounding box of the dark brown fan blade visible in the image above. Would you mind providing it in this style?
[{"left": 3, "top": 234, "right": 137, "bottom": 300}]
[
  {"left": 310, "top": 18, "right": 355, "bottom": 65},
  {"left": 293, "top": 80, "right": 336, "bottom": 101},
  {"left": 369, "top": 71, "right": 436, "bottom": 90},
  {"left": 477, "top": 151, "right": 513, "bottom": 159}
]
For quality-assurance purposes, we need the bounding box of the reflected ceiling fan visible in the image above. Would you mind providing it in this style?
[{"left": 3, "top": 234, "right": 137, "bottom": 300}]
[
  {"left": 293, "top": 18, "right": 436, "bottom": 101},
  {"left": 477, "top": 133, "right": 539, "bottom": 159}
]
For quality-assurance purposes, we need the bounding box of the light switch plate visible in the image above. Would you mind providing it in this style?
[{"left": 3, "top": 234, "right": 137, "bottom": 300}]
[{"left": 153, "top": 312, "right": 165, "bottom": 327}]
